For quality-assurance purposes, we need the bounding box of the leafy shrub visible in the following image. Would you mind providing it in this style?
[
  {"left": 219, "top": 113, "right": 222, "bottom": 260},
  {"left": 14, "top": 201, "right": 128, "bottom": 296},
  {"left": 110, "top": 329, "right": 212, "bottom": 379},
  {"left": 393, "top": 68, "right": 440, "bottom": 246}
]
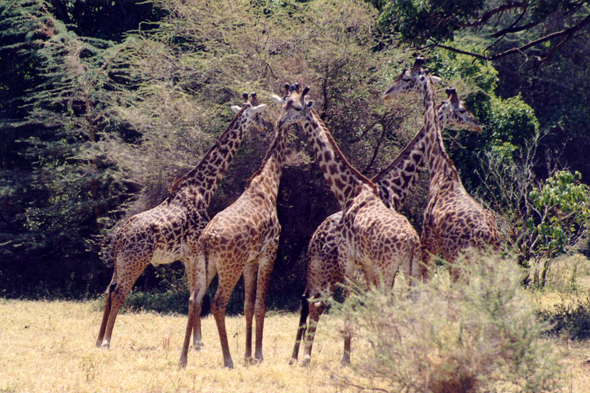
[
  {"left": 329, "top": 253, "right": 562, "bottom": 393},
  {"left": 478, "top": 132, "right": 590, "bottom": 286},
  {"left": 540, "top": 300, "right": 590, "bottom": 341}
]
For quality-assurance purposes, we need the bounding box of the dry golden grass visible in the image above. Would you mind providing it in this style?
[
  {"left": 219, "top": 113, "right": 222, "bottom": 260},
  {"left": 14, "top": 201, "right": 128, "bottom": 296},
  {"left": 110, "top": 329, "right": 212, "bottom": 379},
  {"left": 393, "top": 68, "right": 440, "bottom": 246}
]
[
  {"left": 530, "top": 254, "right": 590, "bottom": 393},
  {"left": 0, "top": 300, "right": 355, "bottom": 393},
  {"left": 2, "top": 255, "right": 590, "bottom": 393}
]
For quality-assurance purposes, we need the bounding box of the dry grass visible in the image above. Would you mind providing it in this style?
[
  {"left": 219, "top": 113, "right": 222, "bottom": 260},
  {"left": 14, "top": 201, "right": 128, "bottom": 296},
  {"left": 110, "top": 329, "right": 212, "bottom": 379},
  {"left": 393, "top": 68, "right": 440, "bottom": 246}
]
[
  {"left": 2, "top": 255, "right": 590, "bottom": 393},
  {"left": 0, "top": 300, "right": 351, "bottom": 393},
  {"left": 530, "top": 254, "right": 590, "bottom": 393}
]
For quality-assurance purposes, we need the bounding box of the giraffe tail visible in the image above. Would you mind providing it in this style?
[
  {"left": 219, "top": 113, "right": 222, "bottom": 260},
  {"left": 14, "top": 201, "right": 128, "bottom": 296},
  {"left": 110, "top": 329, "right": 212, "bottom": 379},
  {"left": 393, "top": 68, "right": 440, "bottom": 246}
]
[
  {"left": 200, "top": 294, "right": 211, "bottom": 317},
  {"left": 200, "top": 239, "right": 211, "bottom": 317}
]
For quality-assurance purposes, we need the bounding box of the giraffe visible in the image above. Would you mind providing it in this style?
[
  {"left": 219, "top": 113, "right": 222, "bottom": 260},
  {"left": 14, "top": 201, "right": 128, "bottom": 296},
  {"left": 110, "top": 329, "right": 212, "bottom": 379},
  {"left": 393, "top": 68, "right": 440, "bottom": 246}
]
[
  {"left": 383, "top": 57, "right": 500, "bottom": 280},
  {"left": 272, "top": 83, "right": 422, "bottom": 365},
  {"left": 178, "top": 89, "right": 290, "bottom": 369},
  {"left": 290, "top": 88, "right": 483, "bottom": 365},
  {"left": 96, "top": 93, "right": 268, "bottom": 349}
]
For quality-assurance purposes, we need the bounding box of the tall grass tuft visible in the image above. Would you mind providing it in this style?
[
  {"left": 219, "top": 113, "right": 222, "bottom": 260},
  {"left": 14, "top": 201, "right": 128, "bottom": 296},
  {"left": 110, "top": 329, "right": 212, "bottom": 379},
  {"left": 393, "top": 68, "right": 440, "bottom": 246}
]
[{"left": 328, "top": 253, "right": 563, "bottom": 393}]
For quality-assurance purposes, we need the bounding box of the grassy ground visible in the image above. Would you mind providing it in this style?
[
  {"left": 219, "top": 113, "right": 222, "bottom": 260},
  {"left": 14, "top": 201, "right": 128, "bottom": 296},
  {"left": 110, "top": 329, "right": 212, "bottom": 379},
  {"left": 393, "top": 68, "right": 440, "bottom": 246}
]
[
  {"left": 0, "top": 300, "right": 351, "bottom": 393},
  {"left": 1, "top": 255, "right": 590, "bottom": 392},
  {"left": 532, "top": 254, "right": 590, "bottom": 393}
]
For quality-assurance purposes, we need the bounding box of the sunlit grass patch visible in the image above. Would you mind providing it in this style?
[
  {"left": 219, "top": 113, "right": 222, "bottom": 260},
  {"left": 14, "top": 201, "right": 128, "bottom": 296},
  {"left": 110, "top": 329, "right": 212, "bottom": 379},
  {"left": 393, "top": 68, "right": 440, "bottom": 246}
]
[{"left": 0, "top": 300, "right": 345, "bottom": 392}]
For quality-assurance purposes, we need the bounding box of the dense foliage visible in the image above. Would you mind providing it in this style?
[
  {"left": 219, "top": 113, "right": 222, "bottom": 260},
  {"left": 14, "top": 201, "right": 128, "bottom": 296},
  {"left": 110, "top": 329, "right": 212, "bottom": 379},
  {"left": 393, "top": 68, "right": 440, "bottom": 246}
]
[{"left": 1, "top": 0, "right": 589, "bottom": 304}]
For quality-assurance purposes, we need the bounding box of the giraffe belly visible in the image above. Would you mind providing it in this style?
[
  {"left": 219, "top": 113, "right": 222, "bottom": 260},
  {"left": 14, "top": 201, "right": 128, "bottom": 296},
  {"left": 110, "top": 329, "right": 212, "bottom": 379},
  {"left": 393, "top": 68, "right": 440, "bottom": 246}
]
[{"left": 150, "top": 242, "right": 189, "bottom": 266}]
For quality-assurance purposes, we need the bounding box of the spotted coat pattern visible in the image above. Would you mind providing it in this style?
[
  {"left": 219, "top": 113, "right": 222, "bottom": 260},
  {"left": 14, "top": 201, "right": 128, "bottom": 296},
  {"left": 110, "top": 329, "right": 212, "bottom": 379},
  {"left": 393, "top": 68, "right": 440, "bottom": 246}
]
[
  {"left": 179, "top": 111, "right": 289, "bottom": 369},
  {"left": 291, "top": 92, "right": 483, "bottom": 365},
  {"left": 96, "top": 95, "right": 268, "bottom": 349},
  {"left": 384, "top": 59, "right": 500, "bottom": 280},
  {"left": 274, "top": 84, "right": 421, "bottom": 365}
]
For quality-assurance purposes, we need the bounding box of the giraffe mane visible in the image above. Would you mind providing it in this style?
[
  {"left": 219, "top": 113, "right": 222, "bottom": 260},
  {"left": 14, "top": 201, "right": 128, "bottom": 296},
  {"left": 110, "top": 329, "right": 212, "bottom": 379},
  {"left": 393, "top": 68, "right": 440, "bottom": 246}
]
[
  {"left": 170, "top": 104, "right": 248, "bottom": 195},
  {"left": 169, "top": 175, "right": 187, "bottom": 196},
  {"left": 423, "top": 74, "right": 461, "bottom": 181},
  {"left": 247, "top": 122, "right": 283, "bottom": 185},
  {"left": 309, "top": 108, "right": 378, "bottom": 194}
]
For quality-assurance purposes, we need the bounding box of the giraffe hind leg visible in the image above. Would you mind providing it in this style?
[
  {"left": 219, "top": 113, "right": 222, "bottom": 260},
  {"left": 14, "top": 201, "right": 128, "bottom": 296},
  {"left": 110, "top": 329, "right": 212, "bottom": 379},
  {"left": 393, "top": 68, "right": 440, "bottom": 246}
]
[
  {"left": 302, "top": 298, "right": 326, "bottom": 366},
  {"left": 290, "top": 293, "right": 309, "bottom": 365},
  {"left": 96, "top": 281, "right": 117, "bottom": 347},
  {"left": 101, "top": 267, "right": 143, "bottom": 349}
]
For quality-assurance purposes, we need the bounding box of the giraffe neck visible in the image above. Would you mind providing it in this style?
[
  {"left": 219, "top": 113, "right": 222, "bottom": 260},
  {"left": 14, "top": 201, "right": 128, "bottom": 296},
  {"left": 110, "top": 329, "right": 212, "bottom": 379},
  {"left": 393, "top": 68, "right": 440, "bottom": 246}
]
[
  {"left": 372, "top": 105, "right": 451, "bottom": 210},
  {"left": 420, "top": 76, "right": 461, "bottom": 190},
  {"left": 172, "top": 109, "right": 249, "bottom": 206},
  {"left": 301, "top": 108, "right": 376, "bottom": 211},
  {"left": 246, "top": 124, "right": 289, "bottom": 200}
]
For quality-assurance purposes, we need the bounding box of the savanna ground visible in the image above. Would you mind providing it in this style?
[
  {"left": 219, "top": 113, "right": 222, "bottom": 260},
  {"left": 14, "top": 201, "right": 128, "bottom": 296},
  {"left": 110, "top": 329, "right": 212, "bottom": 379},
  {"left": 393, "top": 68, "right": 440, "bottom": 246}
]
[{"left": 2, "top": 255, "right": 590, "bottom": 393}]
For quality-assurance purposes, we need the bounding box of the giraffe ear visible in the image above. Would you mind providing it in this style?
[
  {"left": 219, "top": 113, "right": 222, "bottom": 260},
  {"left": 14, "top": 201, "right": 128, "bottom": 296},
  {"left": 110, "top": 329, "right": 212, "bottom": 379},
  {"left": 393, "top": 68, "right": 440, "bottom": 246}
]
[
  {"left": 270, "top": 94, "right": 285, "bottom": 104},
  {"left": 231, "top": 105, "right": 241, "bottom": 114},
  {"left": 251, "top": 104, "right": 267, "bottom": 113},
  {"left": 431, "top": 76, "right": 442, "bottom": 84}
]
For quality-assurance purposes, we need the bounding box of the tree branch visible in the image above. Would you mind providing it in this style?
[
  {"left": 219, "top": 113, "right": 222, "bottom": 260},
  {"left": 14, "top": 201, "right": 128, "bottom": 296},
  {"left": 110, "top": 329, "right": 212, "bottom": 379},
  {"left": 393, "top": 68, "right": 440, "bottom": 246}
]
[
  {"left": 424, "top": 14, "right": 590, "bottom": 61},
  {"left": 490, "top": 20, "right": 541, "bottom": 38},
  {"left": 458, "top": 1, "right": 527, "bottom": 28}
]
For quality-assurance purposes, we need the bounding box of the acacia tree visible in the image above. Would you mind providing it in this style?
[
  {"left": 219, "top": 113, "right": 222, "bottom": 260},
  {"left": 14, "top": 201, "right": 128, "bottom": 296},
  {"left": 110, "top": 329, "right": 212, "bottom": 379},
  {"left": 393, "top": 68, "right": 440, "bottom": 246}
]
[
  {"left": 372, "top": 0, "right": 590, "bottom": 65},
  {"left": 0, "top": 0, "right": 135, "bottom": 295}
]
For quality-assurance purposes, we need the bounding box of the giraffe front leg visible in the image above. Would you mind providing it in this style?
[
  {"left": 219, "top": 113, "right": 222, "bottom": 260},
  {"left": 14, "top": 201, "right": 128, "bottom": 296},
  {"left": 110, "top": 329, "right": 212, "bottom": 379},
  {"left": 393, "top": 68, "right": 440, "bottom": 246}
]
[
  {"left": 340, "top": 254, "right": 355, "bottom": 365},
  {"left": 253, "top": 243, "right": 278, "bottom": 363},
  {"left": 183, "top": 259, "right": 204, "bottom": 351},
  {"left": 179, "top": 256, "right": 208, "bottom": 368},
  {"left": 420, "top": 224, "right": 440, "bottom": 282},
  {"left": 243, "top": 262, "right": 259, "bottom": 364},
  {"left": 179, "top": 287, "right": 203, "bottom": 368}
]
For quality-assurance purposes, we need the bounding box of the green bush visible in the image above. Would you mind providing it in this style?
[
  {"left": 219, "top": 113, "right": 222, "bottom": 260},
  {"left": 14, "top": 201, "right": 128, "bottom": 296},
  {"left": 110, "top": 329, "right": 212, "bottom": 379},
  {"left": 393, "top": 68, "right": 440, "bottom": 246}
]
[{"left": 329, "top": 253, "right": 562, "bottom": 393}]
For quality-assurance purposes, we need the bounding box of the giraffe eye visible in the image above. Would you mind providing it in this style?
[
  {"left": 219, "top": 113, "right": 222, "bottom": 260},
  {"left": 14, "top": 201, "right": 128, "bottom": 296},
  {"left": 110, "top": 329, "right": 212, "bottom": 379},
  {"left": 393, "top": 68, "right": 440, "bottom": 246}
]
[
  {"left": 458, "top": 108, "right": 466, "bottom": 113},
  {"left": 293, "top": 105, "right": 303, "bottom": 111},
  {"left": 403, "top": 77, "right": 411, "bottom": 82}
]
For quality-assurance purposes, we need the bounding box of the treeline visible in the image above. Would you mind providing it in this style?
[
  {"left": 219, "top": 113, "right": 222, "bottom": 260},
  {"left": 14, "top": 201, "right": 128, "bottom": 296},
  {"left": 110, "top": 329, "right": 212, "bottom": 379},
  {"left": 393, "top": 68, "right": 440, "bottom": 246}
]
[{"left": 1, "top": 0, "right": 589, "bottom": 306}]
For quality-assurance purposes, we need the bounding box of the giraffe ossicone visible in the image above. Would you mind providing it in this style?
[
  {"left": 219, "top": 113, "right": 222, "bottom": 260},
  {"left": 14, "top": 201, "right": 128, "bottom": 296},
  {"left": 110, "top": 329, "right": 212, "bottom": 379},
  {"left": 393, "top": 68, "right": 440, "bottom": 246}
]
[
  {"left": 279, "top": 82, "right": 421, "bottom": 366},
  {"left": 290, "top": 87, "right": 483, "bottom": 366},
  {"left": 96, "top": 93, "right": 268, "bottom": 350},
  {"left": 383, "top": 57, "right": 500, "bottom": 281},
  {"left": 179, "top": 91, "right": 289, "bottom": 369}
]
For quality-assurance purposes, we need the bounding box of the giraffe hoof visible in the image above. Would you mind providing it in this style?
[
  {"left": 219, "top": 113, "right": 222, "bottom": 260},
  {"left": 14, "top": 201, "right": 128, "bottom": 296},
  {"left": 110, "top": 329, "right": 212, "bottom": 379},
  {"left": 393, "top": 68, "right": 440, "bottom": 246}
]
[
  {"left": 341, "top": 355, "right": 350, "bottom": 366},
  {"left": 100, "top": 341, "right": 110, "bottom": 349},
  {"left": 193, "top": 341, "right": 204, "bottom": 351},
  {"left": 288, "top": 357, "right": 297, "bottom": 366},
  {"left": 245, "top": 357, "right": 259, "bottom": 366},
  {"left": 301, "top": 356, "right": 311, "bottom": 367},
  {"left": 178, "top": 357, "right": 188, "bottom": 369},
  {"left": 223, "top": 359, "right": 234, "bottom": 369}
]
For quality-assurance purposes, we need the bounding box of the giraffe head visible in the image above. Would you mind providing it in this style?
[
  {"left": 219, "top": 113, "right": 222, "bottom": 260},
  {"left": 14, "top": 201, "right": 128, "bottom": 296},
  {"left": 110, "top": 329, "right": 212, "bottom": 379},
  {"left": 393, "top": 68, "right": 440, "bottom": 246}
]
[
  {"left": 382, "top": 57, "right": 441, "bottom": 100},
  {"left": 439, "top": 88, "right": 482, "bottom": 132},
  {"left": 271, "top": 83, "right": 313, "bottom": 129},
  {"left": 231, "top": 92, "right": 268, "bottom": 132}
]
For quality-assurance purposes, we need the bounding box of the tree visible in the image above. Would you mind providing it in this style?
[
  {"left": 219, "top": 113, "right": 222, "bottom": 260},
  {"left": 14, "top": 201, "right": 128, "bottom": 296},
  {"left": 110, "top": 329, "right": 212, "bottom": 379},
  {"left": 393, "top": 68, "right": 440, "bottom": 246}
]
[{"left": 375, "top": 0, "right": 590, "bottom": 65}]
